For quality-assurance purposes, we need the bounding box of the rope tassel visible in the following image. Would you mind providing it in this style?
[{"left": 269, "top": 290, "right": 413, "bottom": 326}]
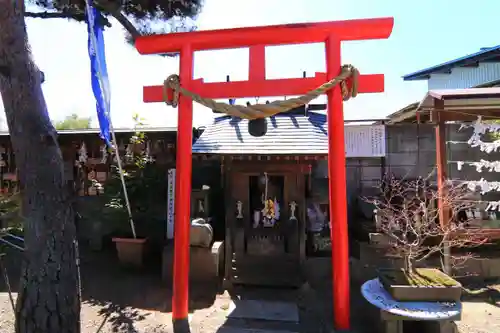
[{"left": 163, "top": 64, "right": 359, "bottom": 120}]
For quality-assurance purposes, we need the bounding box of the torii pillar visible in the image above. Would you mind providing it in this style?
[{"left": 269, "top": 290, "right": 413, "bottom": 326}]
[{"left": 135, "top": 17, "right": 393, "bottom": 331}]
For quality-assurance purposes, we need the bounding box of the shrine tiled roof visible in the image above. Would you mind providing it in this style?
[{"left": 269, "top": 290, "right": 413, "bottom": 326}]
[{"left": 192, "top": 111, "right": 328, "bottom": 154}]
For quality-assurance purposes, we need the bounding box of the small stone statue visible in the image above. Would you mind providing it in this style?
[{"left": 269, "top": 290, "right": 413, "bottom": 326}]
[
  {"left": 78, "top": 142, "right": 88, "bottom": 164},
  {"left": 100, "top": 145, "right": 108, "bottom": 164},
  {"left": 290, "top": 201, "right": 297, "bottom": 220},
  {"left": 236, "top": 200, "right": 243, "bottom": 219},
  {"left": 253, "top": 210, "right": 260, "bottom": 228},
  {"left": 190, "top": 217, "right": 213, "bottom": 248},
  {"left": 198, "top": 199, "right": 205, "bottom": 214}
]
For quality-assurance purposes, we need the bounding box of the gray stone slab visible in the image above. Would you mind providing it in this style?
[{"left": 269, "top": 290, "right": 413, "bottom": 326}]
[
  {"left": 217, "top": 328, "right": 298, "bottom": 333},
  {"left": 227, "top": 299, "right": 299, "bottom": 323}
]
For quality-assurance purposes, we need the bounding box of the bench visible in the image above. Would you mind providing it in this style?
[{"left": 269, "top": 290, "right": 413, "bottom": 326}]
[{"left": 361, "top": 278, "right": 461, "bottom": 333}]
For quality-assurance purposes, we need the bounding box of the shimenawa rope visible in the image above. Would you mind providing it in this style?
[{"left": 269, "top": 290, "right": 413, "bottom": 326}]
[{"left": 162, "top": 64, "right": 359, "bottom": 119}]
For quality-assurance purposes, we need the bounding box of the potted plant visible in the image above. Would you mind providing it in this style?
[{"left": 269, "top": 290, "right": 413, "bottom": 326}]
[
  {"left": 364, "top": 175, "right": 487, "bottom": 302},
  {"left": 101, "top": 114, "right": 155, "bottom": 267},
  {"left": 0, "top": 191, "right": 22, "bottom": 230}
]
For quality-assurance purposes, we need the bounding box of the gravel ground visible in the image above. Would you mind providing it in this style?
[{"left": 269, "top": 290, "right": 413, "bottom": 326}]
[
  {"left": 3, "top": 285, "right": 500, "bottom": 333},
  {"left": 0, "top": 291, "right": 233, "bottom": 333},
  {"left": 457, "top": 301, "right": 500, "bottom": 333},
  {"left": 1, "top": 247, "right": 500, "bottom": 332}
]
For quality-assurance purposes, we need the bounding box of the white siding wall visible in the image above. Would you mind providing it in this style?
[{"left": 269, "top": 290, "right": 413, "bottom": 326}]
[{"left": 427, "top": 62, "right": 500, "bottom": 90}]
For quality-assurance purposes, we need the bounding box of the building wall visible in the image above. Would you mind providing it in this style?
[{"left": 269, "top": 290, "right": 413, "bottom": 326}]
[
  {"left": 427, "top": 62, "right": 500, "bottom": 90},
  {"left": 310, "top": 123, "right": 500, "bottom": 201}
]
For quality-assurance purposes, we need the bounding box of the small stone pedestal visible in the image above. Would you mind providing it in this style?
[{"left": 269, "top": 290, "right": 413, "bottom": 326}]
[
  {"left": 162, "top": 218, "right": 224, "bottom": 284},
  {"left": 162, "top": 241, "right": 224, "bottom": 284},
  {"left": 381, "top": 311, "right": 459, "bottom": 333}
]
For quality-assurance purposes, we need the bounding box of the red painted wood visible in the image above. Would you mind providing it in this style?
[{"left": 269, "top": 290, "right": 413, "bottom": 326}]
[
  {"left": 135, "top": 18, "right": 394, "bottom": 54},
  {"left": 144, "top": 73, "right": 384, "bottom": 103},
  {"left": 172, "top": 44, "right": 194, "bottom": 322},
  {"left": 249, "top": 45, "right": 266, "bottom": 81},
  {"left": 136, "top": 17, "right": 394, "bottom": 331},
  {"left": 325, "top": 35, "right": 350, "bottom": 330}
]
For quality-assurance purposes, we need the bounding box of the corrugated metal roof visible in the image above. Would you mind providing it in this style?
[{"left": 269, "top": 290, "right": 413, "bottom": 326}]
[
  {"left": 403, "top": 46, "right": 500, "bottom": 81},
  {"left": 418, "top": 88, "right": 500, "bottom": 110},
  {"left": 476, "top": 78, "right": 500, "bottom": 88},
  {"left": 427, "top": 87, "right": 500, "bottom": 99},
  {"left": 384, "top": 102, "right": 419, "bottom": 124},
  {"left": 192, "top": 112, "right": 329, "bottom": 154}
]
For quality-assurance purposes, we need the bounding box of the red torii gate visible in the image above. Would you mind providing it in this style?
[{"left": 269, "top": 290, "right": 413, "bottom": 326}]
[{"left": 135, "top": 17, "right": 393, "bottom": 331}]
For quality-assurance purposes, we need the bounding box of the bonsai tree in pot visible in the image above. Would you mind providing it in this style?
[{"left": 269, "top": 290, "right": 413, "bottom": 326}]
[{"left": 364, "top": 175, "right": 487, "bottom": 302}]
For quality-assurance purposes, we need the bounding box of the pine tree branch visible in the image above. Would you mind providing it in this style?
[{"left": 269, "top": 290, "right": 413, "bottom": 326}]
[
  {"left": 25, "top": 3, "right": 141, "bottom": 41},
  {"left": 94, "top": 1, "right": 141, "bottom": 40},
  {"left": 25, "top": 11, "right": 85, "bottom": 20},
  {"left": 108, "top": 10, "right": 140, "bottom": 39},
  {"left": 24, "top": 10, "right": 112, "bottom": 27}
]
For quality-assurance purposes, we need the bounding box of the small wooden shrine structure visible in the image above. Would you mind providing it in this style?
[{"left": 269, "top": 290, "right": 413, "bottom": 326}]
[
  {"left": 417, "top": 88, "right": 500, "bottom": 239},
  {"left": 192, "top": 106, "right": 387, "bottom": 286}
]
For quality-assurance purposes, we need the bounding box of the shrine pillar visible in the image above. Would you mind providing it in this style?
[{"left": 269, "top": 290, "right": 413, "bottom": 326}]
[
  {"left": 172, "top": 44, "right": 194, "bottom": 330},
  {"left": 326, "top": 35, "right": 350, "bottom": 330}
]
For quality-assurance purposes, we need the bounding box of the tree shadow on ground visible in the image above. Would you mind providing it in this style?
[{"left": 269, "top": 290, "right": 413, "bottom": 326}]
[
  {"left": 304, "top": 272, "right": 381, "bottom": 333},
  {"left": 0, "top": 242, "right": 220, "bottom": 332},
  {"left": 79, "top": 242, "right": 219, "bottom": 332},
  {"left": 92, "top": 303, "right": 150, "bottom": 333},
  {"left": 459, "top": 276, "right": 500, "bottom": 308},
  {"left": 0, "top": 247, "right": 22, "bottom": 293},
  {"left": 210, "top": 260, "right": 382, "bottom": 333}
]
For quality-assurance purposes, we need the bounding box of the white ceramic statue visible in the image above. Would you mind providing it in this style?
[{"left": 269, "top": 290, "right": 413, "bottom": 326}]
[
  {"left": 236, "top": 201, "right": 243, "bottom": 219},
  {"left": 289, "top": 201, "right": 297, "bottom": 220}
]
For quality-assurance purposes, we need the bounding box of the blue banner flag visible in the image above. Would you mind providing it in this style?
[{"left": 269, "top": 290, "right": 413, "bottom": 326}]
[{"left": 86, "top": 2, "right": 112, "bottom": 146}]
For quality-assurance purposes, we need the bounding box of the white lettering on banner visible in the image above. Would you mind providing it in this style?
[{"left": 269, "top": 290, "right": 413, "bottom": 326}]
[{"left": 166, "top": 169, "right": 176, "bottom": 239}]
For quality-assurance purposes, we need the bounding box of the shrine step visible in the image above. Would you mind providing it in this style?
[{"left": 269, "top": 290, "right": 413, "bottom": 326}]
[
  {"left": 227, "top": 299, "right": 299, "bottom": 322},
  {"left": 221, "top": 299, "right": 300, "bottom": 333},
  {"left": 217, "top": 328, "right": 298, "bottom": 333},
  {"left": 230, "top": 253, "right": 302, "bottom": 287}
]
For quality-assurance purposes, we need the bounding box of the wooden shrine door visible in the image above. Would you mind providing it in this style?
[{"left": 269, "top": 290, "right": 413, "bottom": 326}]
[{"left": 225, "top": 162, "right": 306, "bottom": 287}]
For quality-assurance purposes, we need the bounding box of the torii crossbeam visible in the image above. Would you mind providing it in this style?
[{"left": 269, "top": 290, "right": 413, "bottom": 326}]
[{"left": 135, "top": 17, "right": 393, "bottom": 331}]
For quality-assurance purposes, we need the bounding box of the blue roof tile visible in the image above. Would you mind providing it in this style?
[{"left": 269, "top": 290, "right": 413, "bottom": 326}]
[{"left": 192, "top": 112, "right": 328, "bottom": 154}]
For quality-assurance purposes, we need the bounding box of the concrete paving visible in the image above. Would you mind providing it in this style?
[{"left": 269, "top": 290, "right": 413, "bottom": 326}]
[{"left": 227, "top": 299, "right": 300, "bottom": 323}]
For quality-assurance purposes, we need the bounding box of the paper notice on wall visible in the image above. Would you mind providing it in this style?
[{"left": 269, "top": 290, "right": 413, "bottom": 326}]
[
  {"left": 166, "top": 168, "right": 176, "bottom": 239},
  {"left": 344, "top": 125, "right": 386, "bottom": 157}
]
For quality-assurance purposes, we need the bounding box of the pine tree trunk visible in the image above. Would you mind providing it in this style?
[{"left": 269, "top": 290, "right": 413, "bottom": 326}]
[{"left": 0, "top": 1, "right": 81, "bottom": 332}]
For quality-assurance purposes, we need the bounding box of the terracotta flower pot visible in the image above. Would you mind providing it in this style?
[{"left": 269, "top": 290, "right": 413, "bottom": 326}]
[{"left": 112, "top": 237, "right": 147, "bottom": 267}]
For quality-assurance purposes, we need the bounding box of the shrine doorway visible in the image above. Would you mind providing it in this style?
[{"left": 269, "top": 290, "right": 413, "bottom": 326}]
[
  {"left": 225, "top": 160, "right": 306, "bottom": 287},
  {"left": 247, "top": 173, "right": 286, "bottom": 253},
  {"left": 248, "top": 174, "right": 284, "bottom": 228}
]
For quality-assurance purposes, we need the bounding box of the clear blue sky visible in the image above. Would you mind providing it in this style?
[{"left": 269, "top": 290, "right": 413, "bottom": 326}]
[{"left": 2, "top": 0, "right": 498, "bottom": 129}]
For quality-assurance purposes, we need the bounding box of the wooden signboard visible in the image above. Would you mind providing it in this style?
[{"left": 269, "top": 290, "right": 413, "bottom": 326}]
[{"left": 345, "top": 125, "right": 386, "bottom": 158}]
